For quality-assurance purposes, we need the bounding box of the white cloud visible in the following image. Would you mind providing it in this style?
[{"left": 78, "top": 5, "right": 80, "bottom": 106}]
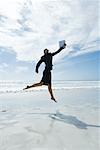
[
  {"left": 0, "top": 63, "right": 8, "bottom": 73},
  {"left": 0, "top": 0, "right": 99, "bottom": 62},
  {"left": 15, "top": 66, "right": 28, "bottom": 73}
]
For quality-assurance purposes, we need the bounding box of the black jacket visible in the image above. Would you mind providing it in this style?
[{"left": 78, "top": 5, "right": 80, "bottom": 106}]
[{"left": 36, "top": 47, "right": 63, "bottom": 72}]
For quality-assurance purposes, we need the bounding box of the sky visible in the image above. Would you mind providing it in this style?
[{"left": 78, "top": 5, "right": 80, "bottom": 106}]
[{"left": 0, "top": 0, "right": 99, "bottom": 81}]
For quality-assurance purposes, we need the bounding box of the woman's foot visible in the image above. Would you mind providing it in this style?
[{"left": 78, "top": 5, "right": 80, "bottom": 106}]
[
  {"left": 23, "top": 85, "right": 30, "bottom": 90},
  {"left": 51, "top": 97, "right": 57, "bottom": 103}
]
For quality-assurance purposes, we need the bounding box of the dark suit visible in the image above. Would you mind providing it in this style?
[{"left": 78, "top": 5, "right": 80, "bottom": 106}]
[{"left": 36, "top": 47, "right": 63, "bottom": 85}]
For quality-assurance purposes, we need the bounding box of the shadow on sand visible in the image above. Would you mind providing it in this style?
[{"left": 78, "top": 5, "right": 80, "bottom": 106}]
[{"left": 49, "top": 111, "right": 100, "bottom": 130}]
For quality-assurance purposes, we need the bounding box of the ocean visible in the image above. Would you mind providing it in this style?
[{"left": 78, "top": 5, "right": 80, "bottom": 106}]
[{"left": 0, "top": 80, "right": 100, "bottom": 94}]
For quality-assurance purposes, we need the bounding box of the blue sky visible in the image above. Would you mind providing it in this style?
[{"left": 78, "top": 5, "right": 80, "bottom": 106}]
[{"left": 0, "top": 0, "right": 99, "bottom": 81}]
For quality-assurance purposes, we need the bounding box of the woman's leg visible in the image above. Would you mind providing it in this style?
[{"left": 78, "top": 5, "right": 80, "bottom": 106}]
[
  {"left": 23, "top": 82, "right": 43, "bottom": 90},
  {"left": 48, "top": 84, "right": 57, "bottom": 102}
]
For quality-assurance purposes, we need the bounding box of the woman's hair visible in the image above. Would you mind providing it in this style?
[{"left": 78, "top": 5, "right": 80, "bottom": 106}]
[{"left": 44, "top": 49, "right": 49, "bottom": 53}]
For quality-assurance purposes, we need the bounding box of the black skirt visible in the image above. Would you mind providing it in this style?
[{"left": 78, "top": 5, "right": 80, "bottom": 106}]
[{"left": 41, "top": 69, "right": 51, "bottom": 85}]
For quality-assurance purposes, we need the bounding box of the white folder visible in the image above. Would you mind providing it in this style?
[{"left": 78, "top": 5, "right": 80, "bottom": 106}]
[{"left": 59, "top": 40, "right": 65, "bottom": 48}]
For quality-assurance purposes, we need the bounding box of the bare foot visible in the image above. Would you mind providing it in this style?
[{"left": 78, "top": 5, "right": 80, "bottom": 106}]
[
  {"left": 51, "top": 97, "right": 57, "bottom": 103},
  {"left": 23, "top": 85, "right": 30, "bottom": 90}
]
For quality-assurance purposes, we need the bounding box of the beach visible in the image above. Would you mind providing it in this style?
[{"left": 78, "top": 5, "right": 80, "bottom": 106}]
[
  {"left": 0, "top": 81, "right": 100, "bottom": 150},
  {"left": 0, "top": 0, "right": 99, "bottom": 149}
]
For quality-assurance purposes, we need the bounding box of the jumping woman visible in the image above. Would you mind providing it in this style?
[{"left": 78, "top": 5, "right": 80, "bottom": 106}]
[{"left": 23, "top": 43, "right": 66, "bottom": 102}]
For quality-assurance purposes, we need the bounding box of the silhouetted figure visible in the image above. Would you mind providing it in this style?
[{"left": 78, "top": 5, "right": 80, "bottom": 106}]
[{"left": 23, "top": 43, "right": 66, "bottom": 102}]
